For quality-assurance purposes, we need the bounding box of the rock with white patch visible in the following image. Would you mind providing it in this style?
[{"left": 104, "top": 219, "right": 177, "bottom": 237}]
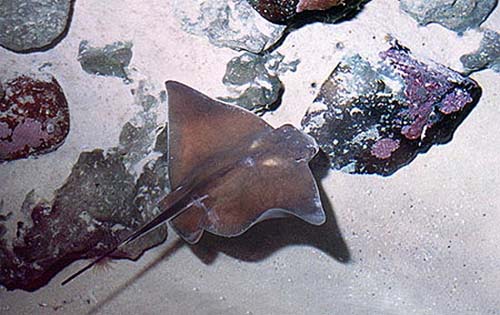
[
  {"left": 220, "top": 52, "right": 299, "bottom": 113},
  {"left": 174, "top": 0, "right": 286, "bottom": 53}
]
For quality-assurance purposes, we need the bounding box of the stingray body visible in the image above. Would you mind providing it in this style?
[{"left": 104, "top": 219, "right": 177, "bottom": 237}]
[{"left": 62, "top": 81, "right": 325, "bottom": 285}]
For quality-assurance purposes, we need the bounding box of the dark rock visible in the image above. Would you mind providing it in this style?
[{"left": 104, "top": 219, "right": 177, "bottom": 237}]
[
  {"left": 400, "top": 0, "right": 498, "bottom": 33},
  {"left": 297, "top": 0, "right": 347, "bottom": 12},
  {"left": 301, "top": 42, "right": 481, "bottom": 175},
  {"left": 461, "top": 29, "right": 500, "bottom": 73},
  {"left": 0, "top": 207, "right": 10, "bottom": 240},
  {"left": 128, "top": 155, "right": 170, "bottom": 257},
  {"left": 247, "top": 0, "right": 365, "bottom": 24},
  {"left": 247, "top": 0, "right": 301, "bottom": 23},
  {"left": 0, "top": 149, "right": 168, "bottom": 291},
  {"left": 0, "top": 0, "right": 73, "bottom": 53},
  {"left": 219, "top": 52, "right": 298, "bottom": 113},
  {"left": 78, "top": 41, "right": 133, "bottom": 80},
  {"left": 0, "top": 76, "right": 70, "bottom": 162}
]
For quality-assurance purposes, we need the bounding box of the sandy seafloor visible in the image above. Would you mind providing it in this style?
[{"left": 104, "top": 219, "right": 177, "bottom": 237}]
[{"left": 0, "top": 0, "right": 499, "bottom": 314}]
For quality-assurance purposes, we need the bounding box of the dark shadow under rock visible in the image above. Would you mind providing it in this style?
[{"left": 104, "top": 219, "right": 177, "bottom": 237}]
[
  {"left": 0, "top": 0, "right": 75, "bottom": 53},
  {"left": 0, "top": 75, "right": 70, "bottom": 162},
  {"left": 302, "top": 42, "right": 481, "bottom": 176},
  {"left": 259, "top": 0, "right": 369, "bottom": 53}
]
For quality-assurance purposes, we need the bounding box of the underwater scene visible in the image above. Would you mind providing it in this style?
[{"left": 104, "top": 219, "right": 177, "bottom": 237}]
[{"left": 0, "top": 0, "right": 499, "bottom": 314}]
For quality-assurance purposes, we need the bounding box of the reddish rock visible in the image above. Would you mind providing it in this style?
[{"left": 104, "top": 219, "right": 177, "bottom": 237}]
[
  {"left": 370, "top": 138, "right": 400, "bottom": 160},
  {"left": 297, "top": 0, "right": 344, "bottom": 12},
  {"left": 247, "top": 0, "right": 361, "bottom": 23},
  {"left": 0, "top": 76, "right": 70, "bottom": 162}
]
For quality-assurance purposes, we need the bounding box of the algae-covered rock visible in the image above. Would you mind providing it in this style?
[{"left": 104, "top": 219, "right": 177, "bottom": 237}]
[{"left": 78, "top": 40, "right": 133, "bottom": 80}]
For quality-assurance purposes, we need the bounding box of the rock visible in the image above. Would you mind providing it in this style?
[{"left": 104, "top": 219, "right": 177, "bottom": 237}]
[
  {"left": 247, "top": 0, "right": 365, "bottom": 24},
  {"left": 219, "top": 52, "right": 299, "bottom": 113},
  {"left": 0, "top": 0, "right": 73, "bottom": 53},
  {"left": 120, "top": 81, "right": 163, "bottom": 166},
  {"left": 78, "top": 41, "right": 133, "bottom": 80},
  {"left": 297, "top": 0, "right": 346, "bottom": 12},
  {"left": 461, "top": 29, "right": 500, "bottom": 73},
  {"left": 174, "top": 0, "right": 286, "bottom": 53},
  {"left": 301, "top": 42, "right": 481, "bottom": 175},
  {"left": 400, "top": 0, "right": 497, "bottom": 33},
  {"left": 0, "top": 75, "right": 70, "bottom": 162},
  {"left": 0, "top": 82, "right": 169, "bottom": 291},
  {"left": 246, "top": 0, "right": 303, "bottom": 23}
]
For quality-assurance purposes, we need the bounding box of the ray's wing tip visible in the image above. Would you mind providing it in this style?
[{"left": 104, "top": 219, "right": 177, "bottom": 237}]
[
  {"left": 300, "top": 195, "right": 327, "bottom": 226},
  {"left": 304, "top": 208, "right": 327, "bottom": 226},
  {"left": 165, "top": 80, "right": 185, "bottom": 92}
]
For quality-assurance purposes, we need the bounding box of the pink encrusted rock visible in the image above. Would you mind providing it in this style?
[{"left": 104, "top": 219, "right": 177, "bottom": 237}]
[
  {"left": 297, "top": 0, "right": 344, "bottom": 12},
  {"left": 371, "top": 138, "right": 400, "bottom": 160},
  {"left": 302, "top": 42, "right": 481, "bottom": 175},
  {"left": 247, "top": 0, "right": 362, "bottom": 23},
  {"left": 0, "top": 76, "right": 70, "bottom": 162}
]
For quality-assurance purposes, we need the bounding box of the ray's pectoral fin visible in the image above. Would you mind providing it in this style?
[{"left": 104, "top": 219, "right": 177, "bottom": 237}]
[
  {"left": 170, "top": 158, "right": 326, "bottom": 244},
  {"left": 170, "top": 124, "right": 326, "bottom": 244},
  {"left": 247, "top": 163, "right": 326, "bottom": 227},
  {"left": 166, "top": 81, "right": 273, "bottom": 189}
]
